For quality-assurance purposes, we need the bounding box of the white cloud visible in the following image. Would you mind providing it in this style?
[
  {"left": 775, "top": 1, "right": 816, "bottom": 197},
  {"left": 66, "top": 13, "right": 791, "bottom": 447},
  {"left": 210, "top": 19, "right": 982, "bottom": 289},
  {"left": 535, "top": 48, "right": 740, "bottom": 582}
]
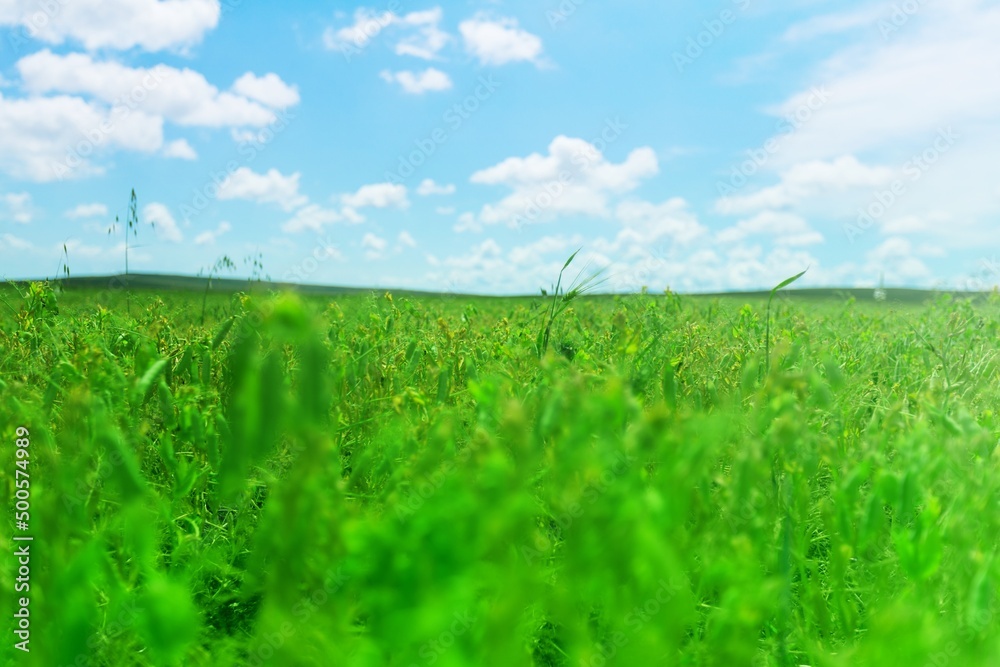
[
  {"left": 143, "top": 202, "right": 183, "bottom": 242},
  {"left": 612, "top": 198, "right": 707, "bottom": 247},
  {"left": 394, "top": 8, "right": 450, "bottom": 60},
  {"left": 231, "top": 72, "right": 300, "bottom": 109},
  {"left": 217, "top": 167, "right": 308, "bottom": 211},
  {"left": 507, "top": 234, "right": 584, "bottom": 267},
  {"left": 0, "top": 92, "right": 163, "bottom": 181},
  {"left": 782, "top": 6, "right": 887, "bottom": 42},
  {"left": 416, "top": 178, "right": 456, "bottom": 196},
  {"left": 739, "top": 2, "right": 1000, "bottom": 245},
  {"left": 715, "top": 156, "right": 894, "bottom": 215},
  {"left": 770, "top": 4, "right": 1000, "bottom": 166},
  {"left": 397, "top": 231, "right": 417, "bottom": 248},
  {"left": 379, "top": 68, "right": 452, "bottom": 94},
  {"left": 194, "top": 221, "right": 231, "bottom": 245},
  {"left": 162, "top": 138, "right": 197, "bottom": 160},
  {"left": 58, "top": 238, "right": 153, "bottom": 264},
  {"left": 1, "top": 192, "right": 32, "bottom": 224},
  {"left": 65, "top": 203, "right": 108, "bottom": 219},
  {"left": 879, "top": 213, "right": 951, "bottom": 236},
  {"left": 431, "top": 196, "right": 717, "bottom": 294},
  {"left": 716, "top": 211, "right": 823, "bottom": 246},
  {"left": 0, "top": 233, "right": 32, "bottom": 251},
  {"left": 16, "top": 50, "right": 292, "bottom": 128},
  {"left": 467, "top": 135, "right": 658, "bottom": 227},
  {"left": 341, "top": 207, "right": 365, "bottom": 224},
  {"left": 342, "top": 182, "right": 409, "bottom": 209},
  {"left": 281, "top": 204, "right": 342, "bottom": 233},
  {"left": 866, "top": 237, "right": 931, "bottom": 281},
  {"left": 323, "top": 8, "right": 398, "bottom": 51},
  {"left": 459, "top": 14, "right": 545, "bottom": 66},
  {"left": 0, "top": 0, "right": 220, "bottom": 52},
  {"left": 324, "top": 6, "right": 450, "bottom": 60},
  {"left": 361, "top": 232, "right": 388, "bottom": 259}
]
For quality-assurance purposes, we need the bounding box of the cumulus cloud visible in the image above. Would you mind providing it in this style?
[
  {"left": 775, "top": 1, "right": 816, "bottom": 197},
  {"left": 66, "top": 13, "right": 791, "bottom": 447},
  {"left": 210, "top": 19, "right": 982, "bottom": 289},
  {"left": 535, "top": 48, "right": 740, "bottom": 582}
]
[
  {"left": 65, "top": 203, "right": 108, "bottom": 219},
  {"left": 379, "top": 68, "right": 452, "bottom": 94},
  {"left": 865, "top": 236, "right": 932, "bottom": 282},
  {"left": 0, "top": 233, "right": 32, "bottom": 251},
  {"left": 143, "top": 202, "right": 183, "bottom": 242},
  {"left": 0, "top": 0, "right": 221, "bottom": 52},
  {"left": 162, "top": 138, "right": 197, "bottom": 160},
  {"left": 715, "top": 156, "right": 894, "bottom": 215},
  {"left": 394, "top": 8, "right": 450, "bottom": 60},
  {"left": 416, "top": 179, "right": 456, "bottom": 196},
  {"left": 459, "top": 14, "right": 545, "bottom": 66},
  {"left": 0, "top": 92, "right": 163, "bottom": 181},
  {"left": 397, "top": 231, "right": 417, "bottom": 248},
  {"left": 324, "top": 6, "right": 450, "bottom": 60},
  {"left": 757, "top": 2, "right": 1000, "bottom": 238},
  {"left": 16, "top": 50, "right": 293, "bottom": 128},
  {"left": 466, "top": 135, "right": 658, "bottom": 227},
  {"left": 361, "top": 232, "right": 388, "bottom": 259},
  {"left": 217, "top": 167, "right": 308, "bottom": 211},
  {"left": 194, "top": 221, "right": 231, "bottom": 245},
  {"left": 1, "top": 192, "right": 32, "bottom": 224},
  {"left": 612, "top": 198, "right": 707, "bottom": 247},
  {"left": 716, "top": 211, "right": 824, "bottom": 246},
  {"left": 342, "top": 182, "right": 409, "bottom": 209},
  {"left": 231, "top": 72, "right": 300, "bottom": 109},
  {"left": 281, "top": 204, "right": 343, "bottom": 234},
  {"left": 324, "top": 8, "right": 399, "bottom": 52}
]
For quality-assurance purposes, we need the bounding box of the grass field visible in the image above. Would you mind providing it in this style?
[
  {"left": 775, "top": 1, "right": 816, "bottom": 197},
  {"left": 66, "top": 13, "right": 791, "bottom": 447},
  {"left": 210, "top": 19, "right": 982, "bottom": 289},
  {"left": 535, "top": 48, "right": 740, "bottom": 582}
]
[{"left": 2, "top": 279, "right": 999, "bottom": 666}]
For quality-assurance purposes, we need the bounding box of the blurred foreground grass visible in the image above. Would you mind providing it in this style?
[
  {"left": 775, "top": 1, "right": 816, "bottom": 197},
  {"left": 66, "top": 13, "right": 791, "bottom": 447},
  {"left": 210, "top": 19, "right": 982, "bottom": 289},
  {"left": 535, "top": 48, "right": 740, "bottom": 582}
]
[{"left": 1, "top": 283, "right": 999, "bottom": 666}]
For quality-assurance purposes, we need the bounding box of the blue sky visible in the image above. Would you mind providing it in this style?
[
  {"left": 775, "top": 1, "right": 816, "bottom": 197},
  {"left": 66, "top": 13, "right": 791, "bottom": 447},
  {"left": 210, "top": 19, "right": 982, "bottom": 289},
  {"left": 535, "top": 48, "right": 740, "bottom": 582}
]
[{"left": 1, "top": 0, "right": 998, "bottom": 294}]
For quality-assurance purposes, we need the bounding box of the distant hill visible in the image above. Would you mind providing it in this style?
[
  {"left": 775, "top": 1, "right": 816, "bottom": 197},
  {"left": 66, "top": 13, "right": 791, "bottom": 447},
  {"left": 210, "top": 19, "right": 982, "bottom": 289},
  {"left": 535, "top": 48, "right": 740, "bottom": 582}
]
[{"left": 4, "top": 272, "right": 994, "bottom": 303}]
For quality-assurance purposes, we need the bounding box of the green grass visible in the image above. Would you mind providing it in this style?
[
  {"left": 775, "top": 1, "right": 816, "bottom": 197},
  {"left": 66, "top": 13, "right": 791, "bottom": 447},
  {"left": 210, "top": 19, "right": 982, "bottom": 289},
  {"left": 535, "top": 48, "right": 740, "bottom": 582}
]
[{"left": 1, "top": 282, "right": 999, "bottom": 666}]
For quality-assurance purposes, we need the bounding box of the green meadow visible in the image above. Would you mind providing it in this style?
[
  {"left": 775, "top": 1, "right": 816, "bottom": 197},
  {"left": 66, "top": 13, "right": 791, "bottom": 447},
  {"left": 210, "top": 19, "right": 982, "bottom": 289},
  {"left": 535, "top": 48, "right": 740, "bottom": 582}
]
[{"left": 2, "top": 279, "right": 999, "bottom": 666}]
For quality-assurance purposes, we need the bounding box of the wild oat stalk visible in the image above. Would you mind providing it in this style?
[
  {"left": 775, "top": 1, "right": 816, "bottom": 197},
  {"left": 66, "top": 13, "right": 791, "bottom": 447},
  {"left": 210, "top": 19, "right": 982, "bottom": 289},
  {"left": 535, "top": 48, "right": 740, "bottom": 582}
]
[
  {"left": 199, "top": 255, "right": 237, "bottom": 325},
  {"left": 537, "top": 249, "right": 606, "bottom": 357},
  {"left": 764, "top": 268, "right": 807, "bottom": 375},
  {"left": 109, "top": 189, "right": 143, "bottom": 316}
]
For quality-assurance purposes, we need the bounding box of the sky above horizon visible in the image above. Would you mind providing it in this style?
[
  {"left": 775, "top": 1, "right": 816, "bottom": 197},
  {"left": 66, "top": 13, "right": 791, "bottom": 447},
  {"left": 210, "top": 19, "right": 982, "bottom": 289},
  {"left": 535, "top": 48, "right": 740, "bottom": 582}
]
[{"left": 1, "top": 0, "right": 998, "bottom": 295}]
